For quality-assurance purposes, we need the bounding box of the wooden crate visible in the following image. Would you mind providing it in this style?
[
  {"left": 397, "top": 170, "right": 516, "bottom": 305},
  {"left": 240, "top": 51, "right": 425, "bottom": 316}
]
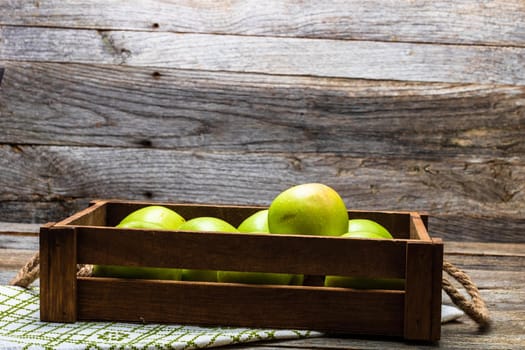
[{"left": 40, "top": 199, "right": 443, "bottom": 341}]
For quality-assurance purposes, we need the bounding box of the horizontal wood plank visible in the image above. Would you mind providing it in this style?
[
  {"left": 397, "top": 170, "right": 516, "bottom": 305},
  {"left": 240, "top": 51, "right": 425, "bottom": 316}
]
[
  {"left": 443, "top": 254, "right": 525, "bottom": 273},
  {"left": 445, "top": 241, "right": 525, "bottom": 257},
  {"left": 0, "top": 234, "right": 39, "bottom": 250},
  {"left": 2, "top": 27, "right": 525, "bottom": 84},
  {"left": 0, "top": 249, "right": 35, "bottom": 268},
  {"left": 1, "top": 1, "right": 524, "bottom": 47},
  {"left": 0, "top": 222, "right": 39, "bottom": 236},
  {"left": 77, "top": 278, "right": 405, "bottom": 336},
  {"left": 75, "top": 227, "right": 407, "bottom": 277},
  {"left": 0, "top": 145, "right": 523, "bottom": 242},
  {"left": 1, "top": 62, "right": 524, "bottom": 158}
]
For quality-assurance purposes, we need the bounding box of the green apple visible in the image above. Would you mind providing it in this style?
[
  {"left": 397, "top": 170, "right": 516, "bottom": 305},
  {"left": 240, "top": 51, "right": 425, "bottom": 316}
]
[
  {"left": 177, "top": 216, "right": 238, "bottom": 233},
  {"left": 324, "top": 274, "right": 405, "bottom": 290},
  {"left": 177, "top": 217, "right": 239, "bottom": 282},
  {"left": 347, "top": 219, "right": 393, "bottom": 239},
  {"left": 268, "top": 183, "right": 349, "bottom": 236},
  {"left": 119, "top": 205, "right": 185, "bottom": 230},
  {"left": 116, "top": 220, "right": 165, "bottom": 230},
  {"left": 324, "top": 231, "right": 404, "bottom": 290},
  {"left": 181, "top": 269, "right": 218, "bottom": 282},
  {"left": 238, "top": 209, "right": 269, "bottom": 233},
  {"left": 289, "top": 273, "right": 304, "bottom": 285},
  {"left": 341, "top": 231, "right": 386, "bottom": 239},
  {"left": 92, "top": 219, "right": 183, "bottom": 280},
  {"left": 217, "top": 270, "right": 293, "bottom": 285}
]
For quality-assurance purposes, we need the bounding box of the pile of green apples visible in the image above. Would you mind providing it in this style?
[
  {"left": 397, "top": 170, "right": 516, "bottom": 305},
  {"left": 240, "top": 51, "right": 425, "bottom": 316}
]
[{"left": 93, "top": 183, "right": 402, "bottom": 290}]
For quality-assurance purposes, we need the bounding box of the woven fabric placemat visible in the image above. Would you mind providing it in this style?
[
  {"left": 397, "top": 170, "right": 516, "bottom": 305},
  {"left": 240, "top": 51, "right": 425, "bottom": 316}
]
[{"left": 0, "top": 286, "right": 321, "bottom": 349}]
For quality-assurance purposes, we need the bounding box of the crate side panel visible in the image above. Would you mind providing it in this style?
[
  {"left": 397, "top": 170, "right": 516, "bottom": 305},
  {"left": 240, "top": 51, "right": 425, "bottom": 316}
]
[
  {"left": 56, "top": 200, "right": 107, "bottom": 226},
  {"left": 39, "top": 226, "right": 77, "bottom": 322},
  {"left": 77, "top": 278, "right": 405, "bottom": 336},
  {"left": 409, "top": 213, "right": 431, "bottom": 241},
  {"left": 76, "top": 228, "right": 407, "bottom": 278}
]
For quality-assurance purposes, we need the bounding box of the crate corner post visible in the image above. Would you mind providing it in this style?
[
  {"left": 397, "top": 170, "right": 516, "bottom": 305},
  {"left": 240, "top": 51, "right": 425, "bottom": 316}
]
[
  {"left": 403, "top": 239, "right": 443, "bottom": 341},
  {"left": 39, "top": 224, "right": 78, "bottom": 322}
]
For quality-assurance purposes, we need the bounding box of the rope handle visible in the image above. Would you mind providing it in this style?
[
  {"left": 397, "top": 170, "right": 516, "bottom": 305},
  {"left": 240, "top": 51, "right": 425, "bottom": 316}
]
[
  {"left": 442, "top": 260, "right": 491, "bottom": 330},
  {"left": 10, "top": 253, "right": 491, "bottom": 329}
]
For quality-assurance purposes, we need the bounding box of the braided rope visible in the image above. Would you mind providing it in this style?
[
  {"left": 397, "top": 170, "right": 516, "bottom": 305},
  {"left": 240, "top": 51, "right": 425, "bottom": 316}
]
[
  {"left": 442, "top": 260, "right": 491, "bottom": 330},
  {"left": 9, "top": 252, "right": 93, "bottom": 287},
  {"left": 9, "top": 252, "right": 40, "bottom": 288}
]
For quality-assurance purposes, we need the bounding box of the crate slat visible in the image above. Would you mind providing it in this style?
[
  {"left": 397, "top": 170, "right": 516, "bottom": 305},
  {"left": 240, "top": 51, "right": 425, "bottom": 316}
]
[
  {"left": 77, "top": 277, "right": 405, "bottom": 336},
  {"left": 76, "top": 227, "right": 407, "bottom": 278}
]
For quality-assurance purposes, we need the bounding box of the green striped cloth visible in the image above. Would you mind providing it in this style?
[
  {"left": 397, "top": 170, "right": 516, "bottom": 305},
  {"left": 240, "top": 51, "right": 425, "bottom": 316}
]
[{"left": 0, "top": 286, "right": 320, "bottom": 349}]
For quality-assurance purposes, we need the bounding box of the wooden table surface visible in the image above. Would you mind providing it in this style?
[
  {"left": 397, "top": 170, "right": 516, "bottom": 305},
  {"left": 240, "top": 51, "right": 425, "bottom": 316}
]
[{"left": 1, "top": 222, "right": 523, "bottom": 349}]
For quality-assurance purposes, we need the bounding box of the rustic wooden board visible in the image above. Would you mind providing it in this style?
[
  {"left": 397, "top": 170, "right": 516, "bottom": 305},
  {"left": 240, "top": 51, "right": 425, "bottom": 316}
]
[
  {"left": 74, "top": 226, "right": 407, "bottom": 277},
  {"left": 0, "top": 200, "right": 91, "bottom": 226},
  {"left": 0, "top": 222, "right": 39, "bottom": 237},
  {"left": 77, "top": 278, "right": 405, "bottom": 336},
  {"left": 1, "top": 0, "right": 524, "bottom": 264},
  {"left": 0, "top": 144, "right": 523, "bottom": 242},
  {"left": 1, "top": 1, "right": 524, "bottom": 46},
  {"left": 1, "top": 62, "right": 524, "bottom": 157},
  {"left": 2, "top": 27, "right": 525, "bottom": 85},
  {"left": 0, "top": 234, "right": 38, "bottom": 250},
  {"left": 0, "top": 249, "right": 35, "bottom": 268},
  {"left": 445, "top": 241, "right": 525, "bottom": 257}
]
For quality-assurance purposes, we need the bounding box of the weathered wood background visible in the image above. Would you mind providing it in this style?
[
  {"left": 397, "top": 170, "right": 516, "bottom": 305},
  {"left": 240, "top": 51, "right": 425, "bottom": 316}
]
[{"left": 1, "top": 1, "right": 524, "bottom": 242}]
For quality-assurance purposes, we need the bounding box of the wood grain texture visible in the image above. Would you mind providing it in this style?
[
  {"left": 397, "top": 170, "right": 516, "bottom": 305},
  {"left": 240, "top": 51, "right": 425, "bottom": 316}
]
[
  {"left": 1, "top": 1, "right": 525, "bottom": 254},
  {"left": 1, "top": 1, "right": 524, "bottom": 46},
  {"left": 2, "top": 27, "right": 525, "bottom": 84},
  {"left": 75, "top": 225, "right": 407, "bottom": 277},
  {"left": 0, "top": 234, "right": 38, "bottom": 250},
  {"left": 404, "top": 242, "right": 438, "bottom": 340},
  {"left": 445, "top": 241, "right": 525, "bottom": 257},
  {"left": 0, "top": 144, "right": 523, "bottom": 242},
  {"left": 0, "top": 249, "right": 35, "bottom": 267},
  {"left": 39, "top": 226, "right": 78, "bottom": 322},
  {"left": 0, "top": 222, "right": 39, "bottom": 236},
  {"left": 77, "top": 278, "right": 405, "bottom": 336},
  {"left": 1, "top": 62, "right": 524, "bottom": 157}
]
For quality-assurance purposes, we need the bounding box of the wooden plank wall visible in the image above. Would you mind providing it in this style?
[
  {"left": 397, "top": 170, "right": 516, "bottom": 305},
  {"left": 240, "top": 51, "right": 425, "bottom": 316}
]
[{"left": 0, "top": 1, "right": 524, "bottom": 242}]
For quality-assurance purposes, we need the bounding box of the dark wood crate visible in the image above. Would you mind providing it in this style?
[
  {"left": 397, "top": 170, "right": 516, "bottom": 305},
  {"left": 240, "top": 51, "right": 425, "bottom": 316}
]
[{"left": 40, "top": 199, "right": 443, "bottom": 341}]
